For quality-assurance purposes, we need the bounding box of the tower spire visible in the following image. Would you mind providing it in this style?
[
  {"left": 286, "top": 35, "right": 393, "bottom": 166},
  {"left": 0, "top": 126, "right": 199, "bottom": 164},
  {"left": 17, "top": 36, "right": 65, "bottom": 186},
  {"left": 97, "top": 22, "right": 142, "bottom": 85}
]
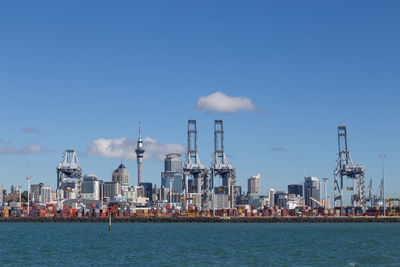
[
  {"left": 135, "top": 120, "right": 145, "bottom": 185},
  {"left": 139, "top": 120, "right": 142, "bottom": 140}
]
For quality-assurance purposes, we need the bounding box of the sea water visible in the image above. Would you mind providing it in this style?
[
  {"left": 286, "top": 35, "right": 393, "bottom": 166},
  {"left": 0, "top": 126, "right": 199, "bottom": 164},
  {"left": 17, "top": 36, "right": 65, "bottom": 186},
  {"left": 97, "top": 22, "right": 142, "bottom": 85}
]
[{"left": 1, "top": 223, "right": 399, "bottom": 266}]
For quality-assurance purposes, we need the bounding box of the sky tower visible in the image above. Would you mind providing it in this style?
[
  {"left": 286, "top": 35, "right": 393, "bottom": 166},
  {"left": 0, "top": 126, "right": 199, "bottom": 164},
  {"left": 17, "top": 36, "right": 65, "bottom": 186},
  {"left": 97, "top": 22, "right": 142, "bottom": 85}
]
[{"left": 135, "top": 121, "right": 145, "bottom": 185}]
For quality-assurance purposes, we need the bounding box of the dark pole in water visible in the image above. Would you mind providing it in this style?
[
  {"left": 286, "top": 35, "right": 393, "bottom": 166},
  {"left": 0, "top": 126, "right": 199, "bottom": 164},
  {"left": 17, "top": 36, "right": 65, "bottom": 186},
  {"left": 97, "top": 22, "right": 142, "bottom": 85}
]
[{"left": 108, "top": 210, "right": 111, "bottom": 232}]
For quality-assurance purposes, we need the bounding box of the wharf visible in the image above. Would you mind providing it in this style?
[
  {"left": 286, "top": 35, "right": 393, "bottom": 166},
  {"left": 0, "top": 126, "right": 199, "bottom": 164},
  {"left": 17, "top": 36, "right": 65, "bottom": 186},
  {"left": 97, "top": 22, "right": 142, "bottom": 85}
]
[{"left": 1, "top": 216, "right": 400, "bottom": 223}]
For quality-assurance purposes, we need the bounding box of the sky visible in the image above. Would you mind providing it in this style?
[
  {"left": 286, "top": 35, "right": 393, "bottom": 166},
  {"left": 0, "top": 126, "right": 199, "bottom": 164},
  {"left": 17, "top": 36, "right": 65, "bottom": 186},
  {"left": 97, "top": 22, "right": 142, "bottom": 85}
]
[{"left": 0, "top": 1, "right": 399, "bottom": 204}]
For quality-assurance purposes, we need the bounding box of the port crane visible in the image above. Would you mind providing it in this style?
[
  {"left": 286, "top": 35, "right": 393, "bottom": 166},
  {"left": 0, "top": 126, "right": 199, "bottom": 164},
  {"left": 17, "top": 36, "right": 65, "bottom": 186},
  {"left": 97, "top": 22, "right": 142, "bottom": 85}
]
[
  {"left": 183, "top": 120, "right": 209, "bottom": 211},
  {"left": 211, "top": 120, "right": 236, "bottom": 209},
  {"left": 334, "top": 126, "right": 366, "bottom": 211},
  {"left": 57, "top": 149, "right": 82, "bottom": 209},
  {"left": 309, "top": 196, "right": 326, "bottom": 208}
]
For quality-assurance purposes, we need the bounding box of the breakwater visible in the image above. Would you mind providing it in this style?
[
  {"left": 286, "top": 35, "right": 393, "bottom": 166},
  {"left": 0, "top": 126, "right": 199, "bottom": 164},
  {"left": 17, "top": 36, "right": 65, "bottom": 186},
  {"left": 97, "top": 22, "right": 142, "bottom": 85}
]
[{"left": 1, "top": 216, "right": 400, "bottom": 223}]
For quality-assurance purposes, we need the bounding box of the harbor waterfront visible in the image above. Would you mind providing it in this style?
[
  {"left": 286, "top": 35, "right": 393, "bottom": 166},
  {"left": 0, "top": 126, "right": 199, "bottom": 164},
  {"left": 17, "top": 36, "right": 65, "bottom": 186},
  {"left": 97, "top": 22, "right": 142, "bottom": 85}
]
[
  {"left": 1, "top": 216, "right": 400, "bottom": 223},
  {"left": 1, "top": 223, "right": 399, "bottom": 266}
]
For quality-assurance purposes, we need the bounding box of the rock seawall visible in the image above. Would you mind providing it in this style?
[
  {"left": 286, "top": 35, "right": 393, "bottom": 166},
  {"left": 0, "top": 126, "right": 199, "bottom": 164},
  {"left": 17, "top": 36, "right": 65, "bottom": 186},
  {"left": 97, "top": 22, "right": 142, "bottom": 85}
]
[{"left": 0, "top": 216, "right": 399, "bottom": 223}]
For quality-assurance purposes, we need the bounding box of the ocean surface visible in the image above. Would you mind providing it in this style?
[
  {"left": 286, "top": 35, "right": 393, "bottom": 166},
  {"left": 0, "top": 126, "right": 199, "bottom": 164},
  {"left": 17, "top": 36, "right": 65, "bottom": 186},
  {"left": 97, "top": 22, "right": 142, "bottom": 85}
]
[{"left": 1, "top": 223, "right": 399, "bottom": 266}]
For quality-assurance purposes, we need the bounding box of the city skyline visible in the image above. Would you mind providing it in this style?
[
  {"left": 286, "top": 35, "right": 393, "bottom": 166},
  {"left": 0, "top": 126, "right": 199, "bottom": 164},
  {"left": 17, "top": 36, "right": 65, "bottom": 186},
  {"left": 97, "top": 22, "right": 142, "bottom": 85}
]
[{"left": 1, "top": 1, "right": 400, "bottom": 200}]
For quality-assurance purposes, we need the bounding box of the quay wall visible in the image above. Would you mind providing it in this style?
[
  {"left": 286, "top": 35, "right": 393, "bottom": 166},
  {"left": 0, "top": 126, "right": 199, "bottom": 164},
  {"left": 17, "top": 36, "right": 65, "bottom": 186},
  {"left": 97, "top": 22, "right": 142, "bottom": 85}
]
[{"left": 1, "top": 216, "right": 400, "bottom": 223}]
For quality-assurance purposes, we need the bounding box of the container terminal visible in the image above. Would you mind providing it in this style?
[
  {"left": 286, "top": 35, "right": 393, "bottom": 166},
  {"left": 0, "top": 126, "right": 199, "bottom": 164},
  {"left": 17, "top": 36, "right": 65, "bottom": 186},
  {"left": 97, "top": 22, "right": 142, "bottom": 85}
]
[{"left": 1, "top": 120, "right": 399, "bottom": 219}]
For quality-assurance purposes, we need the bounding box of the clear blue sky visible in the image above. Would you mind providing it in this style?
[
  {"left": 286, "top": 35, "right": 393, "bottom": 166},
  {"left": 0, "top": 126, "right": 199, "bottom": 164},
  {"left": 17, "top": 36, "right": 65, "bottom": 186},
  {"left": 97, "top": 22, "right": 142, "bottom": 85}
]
[{"left": 1, "top": 1, "right": 399, "bottom": 204}]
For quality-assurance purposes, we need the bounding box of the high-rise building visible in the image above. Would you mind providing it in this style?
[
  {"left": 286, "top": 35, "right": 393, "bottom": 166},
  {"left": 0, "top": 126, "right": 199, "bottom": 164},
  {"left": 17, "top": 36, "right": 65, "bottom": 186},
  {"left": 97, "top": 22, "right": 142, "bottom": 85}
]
[
  {"left": 164, "top": 153, "right": 182, "bottom": 173},
  {"left": 40, "top": 186, "right": 51, "bottom": 204},
  {"left": 161, "top": 153, "right": 183, "bottom": 194},
  {"left": 135, "top": 121, "right": 145, "bottom": 185},
  {"left": 248, "top": 174, "right": 260, "bottom": 195},
  {"left": 288, "top": 184, "right": 303, "bottom": 197},
  {"left": 31, "top": 183, "right": 44, "bottom": 203},
  {"left": 82, "top": 174, "right": 101, "bottom": 200},
  {"left": 0, "top": 184, "right": 3, "bottom": 206},
  {"left": 103, "top": 182, "right": 121, "bottom": 200},
  {"left": 304, "top": 176, "right": 321, "bottom": 208},
  {"left": 268, "top": 188, "right": 275, "bottom": 208},
  {"left": 234, "top": 186, "right": 242, "bottom": 200},
  {"left": 274, "top": 191, "right": 288, "bottom": 209},
  {"left": 112, "top": 164, "right": 129, "bottom": 184},
  {"left": 160, "top": 186, "right": 169, "bottom": 202},
  {"left": 214, "top": 191, "right": 229, "bottom": 209},
  {"left": 139, "top": 182, "right": 153, "bottom": 201}
]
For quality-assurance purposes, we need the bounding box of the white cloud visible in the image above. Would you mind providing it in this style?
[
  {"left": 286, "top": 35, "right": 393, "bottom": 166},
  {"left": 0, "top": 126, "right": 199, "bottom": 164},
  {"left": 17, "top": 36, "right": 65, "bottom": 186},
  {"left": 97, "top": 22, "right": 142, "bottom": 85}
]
[
  {"left": 22, "top": 143, "right": 45, "bottom": 153},
  {"left": 21, "top": 128, "right": 41, "bottom": 134},
  {"left": 87, "top": 137, "right": 185, "bottom": 161},
  {"left": 196, "top": 92, "right": 256, "bottom": 113},
  {"left": 0, "top": 143, "right": 46, "bottom": 154}
]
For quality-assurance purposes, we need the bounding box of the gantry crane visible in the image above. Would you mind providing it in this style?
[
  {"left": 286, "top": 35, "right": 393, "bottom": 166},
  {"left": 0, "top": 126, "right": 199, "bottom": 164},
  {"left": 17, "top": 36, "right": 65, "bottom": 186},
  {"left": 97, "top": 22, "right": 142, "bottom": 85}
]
[
  {"left": 334, "top": 126, "right": 366, "bottom": 211},
  {"left": 211, "top": 120, "right": 236, "bottom": 209},
  {"left": 183, "top": 120, "right": 209, "bottom": 211},
  {"left": 57, "top": 149, "right": 82, "bottom": 208}
]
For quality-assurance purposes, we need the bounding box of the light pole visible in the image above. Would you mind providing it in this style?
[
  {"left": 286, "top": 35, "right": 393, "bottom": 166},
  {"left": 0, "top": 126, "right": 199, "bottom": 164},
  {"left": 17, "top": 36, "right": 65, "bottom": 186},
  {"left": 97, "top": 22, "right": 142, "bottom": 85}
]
[
  {"left": 26, "top": 176, "right": 31, "bottom": 216},
  {"left": 380, "top": 155, "right": 386, "bottom": 216},
  {"left": 323, "top": 178, "right": 328, "bottom": 209},
  {"left": 17, "top": 185, "right": 22, "bottom": 207}
]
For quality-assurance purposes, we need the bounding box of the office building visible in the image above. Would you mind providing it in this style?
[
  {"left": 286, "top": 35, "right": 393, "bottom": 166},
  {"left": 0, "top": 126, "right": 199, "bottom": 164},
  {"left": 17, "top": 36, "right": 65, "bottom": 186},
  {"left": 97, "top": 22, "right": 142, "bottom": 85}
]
[
  {"left": 160, "top": 186, "right": 170, "bottom": 202},
  {"left": 112, "top": 163, "right": 129, "bottom": 184},
  {"left": 268, "top": 188, "right": 275, "bottom": 208},
  {"left": 288, "top": 184, "right": 303, "bottom": 197},
  {"left": 274, "top": 191, "right": 288, "bottom": 209},
  {"left": 164, "top": 153, "right": 182, "bottom": 173},
  {"left": 0, "top": 184, "right": 3, "bottom": 206},
  {"left": 82, "top": 174, "right": 101, "bottom": 200},
  {"left": 248, "top": 174, "right": 260, "bottom": 195},
  {"left": 139, "top": 182, "right": 153, "bottom": 201},
  {"left": 103, "top": 182, "right": 121, "bottom": 200},
  {"left": 304, "top": 176, "right": 321, "bottom": 208},
  {"left": 161, "top": 153, "right": 183, "bottom": 194},
  {"left": 214, "top": 193, "right": 229, "bottom": 209},
  {"left": 40, "top": 186, "right": 52, "bottom": 204},
  {"left": 31, "top": 183, "right": 44, "bottom": 203}
]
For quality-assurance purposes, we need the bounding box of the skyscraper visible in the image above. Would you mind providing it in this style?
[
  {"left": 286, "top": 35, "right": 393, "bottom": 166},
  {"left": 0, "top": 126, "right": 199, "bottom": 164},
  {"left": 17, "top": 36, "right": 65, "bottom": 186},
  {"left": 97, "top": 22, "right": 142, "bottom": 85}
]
[
  {"left": 248, "top": 174, "right": 260, "bottom": 195},
  {"left": 304, "top": 176, "right": 321, "bottom": 208},
  {"left": 135, "top": 121, "right": 145, "bottom": 185},
  {"left": 82, "top": 174, "right": 101, "bottom": 200},
  {"left": 161, "top": 153, "right": 183, "bottom": 194},
  {"left": 268, "top": 188, "right": 275, "bottom": 208},
  {"left": 0, "top": 184, "right": 3, "bottom": 206},
  {"left": 40, "top": 186, "right": 51, "bottom": 204},
  {"left": 288, "top": 184, "right": 303, "bottom": 197},
  {"left": 112, "top": 164, "right": 129, "bottom": 184},
  {"left": 31, "top": 183, "right": 44, "bottom": 203},
  {"left": 103, "top": 182, "right": 121, "bottom": 200}
]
